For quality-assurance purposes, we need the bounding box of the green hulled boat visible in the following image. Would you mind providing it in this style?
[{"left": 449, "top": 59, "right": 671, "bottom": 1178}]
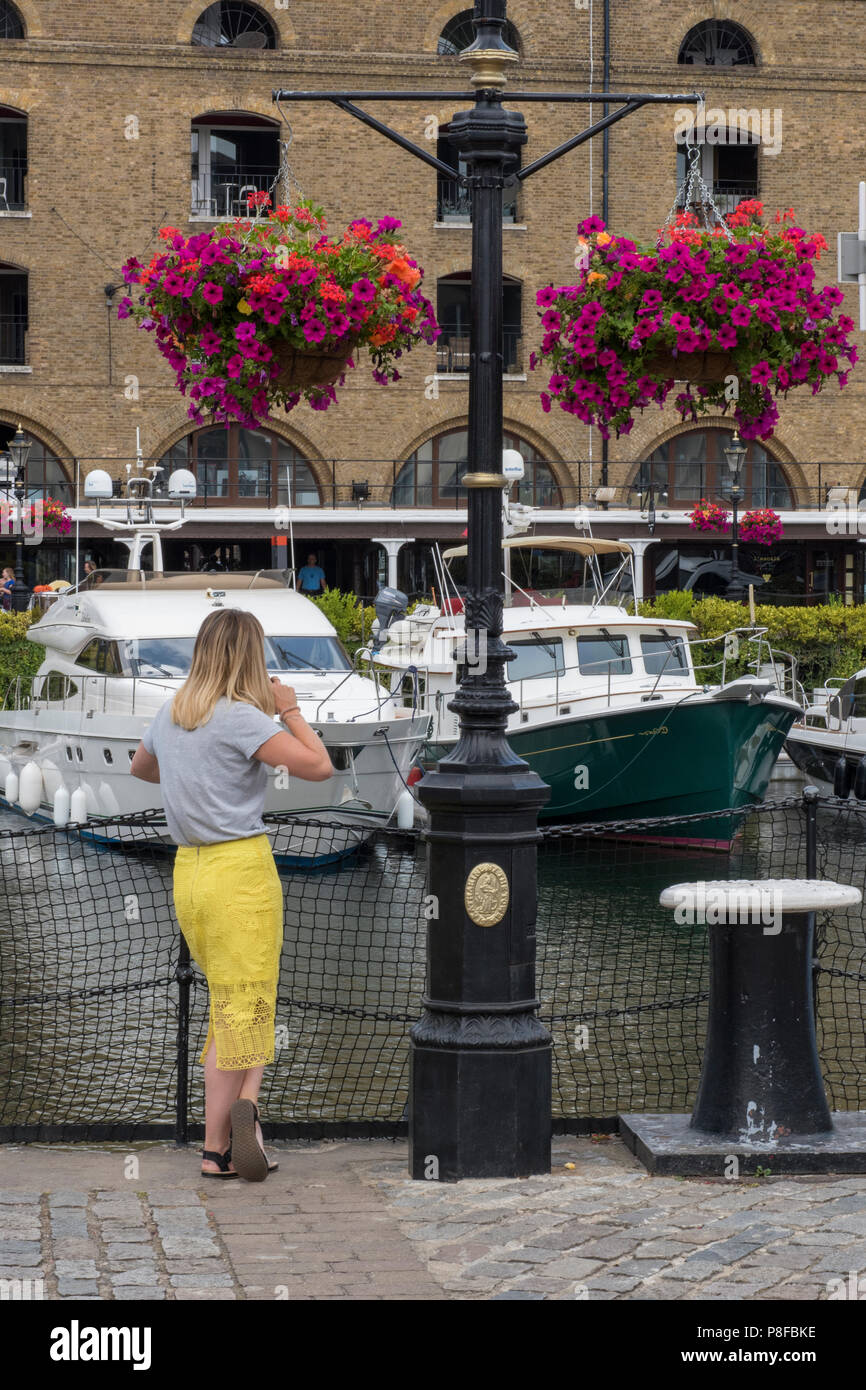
[{"left": 370, "top": 536, "right": 801, "bottom": 848}]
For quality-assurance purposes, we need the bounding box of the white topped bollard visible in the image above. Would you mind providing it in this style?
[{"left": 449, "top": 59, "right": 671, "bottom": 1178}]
[{"left": 619, "top": 877, "right": 866, "bottom": 1175}]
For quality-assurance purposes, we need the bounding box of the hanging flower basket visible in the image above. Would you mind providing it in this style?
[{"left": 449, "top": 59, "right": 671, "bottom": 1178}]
[
  {"left": 119, "top": 195, "right": 439, "bottom": 428},
  {"left": 531, "top": 203, "right": 858, "bottom": 442},
  {"left": 268, "top": 333, "right": 363, "bottom": 391},
  {"left": 645, "top": 350, "right": 732, "bottom": 384},
  {"left": 688, "top": 499, "right": 731, "bottom": 534},
  {"left": 32, "top": 497, "right": 71, "bottom": 536},
  {"left": 739, "top": 508, "right": 784, "bottom": 546}
]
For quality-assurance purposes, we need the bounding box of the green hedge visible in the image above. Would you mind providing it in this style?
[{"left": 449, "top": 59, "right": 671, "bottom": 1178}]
[
  {"left": 639, "top": 592, "right": 866, "bottom": 692},
  {"left": 310, "top": 590, "right": 377, "bottom": 657},
  {"left": 0, "top": 609, "right": 45, "bottom": 694}
]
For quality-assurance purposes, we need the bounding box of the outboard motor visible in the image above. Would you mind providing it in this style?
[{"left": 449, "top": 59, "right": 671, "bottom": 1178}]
[{"left": 373, "top": 586, "right": 408, "bottom": 649}]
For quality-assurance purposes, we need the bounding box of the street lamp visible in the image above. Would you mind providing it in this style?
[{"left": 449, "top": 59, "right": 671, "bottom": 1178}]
[
  {"left": 724, "top": 431, "right": 746, "bottom": 601},
  {"left": 8, "top": 424, "right": 32, "bottom": 612},
  {"left": 272, "top": 0, "right": 703, "bottom": 1181}
]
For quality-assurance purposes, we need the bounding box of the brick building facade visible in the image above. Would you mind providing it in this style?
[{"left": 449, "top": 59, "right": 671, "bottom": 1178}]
[{"left": 1, "top": 1, "right": 865, "bottom": 599}]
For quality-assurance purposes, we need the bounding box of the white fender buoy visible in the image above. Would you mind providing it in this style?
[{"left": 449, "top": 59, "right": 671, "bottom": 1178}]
[
  {"left": 97, "top": 780, "right": 121, "bottom": 817},
  {"left": 0, "top": 755, "right": 11, "bottom": 785},
  {"left": 18, "top": 761, "right": 44, "bottom": 816},
  {"left": 4, "top": 770, "right": 18, "bottom": 804},
  {"left": 69, "top": 787, "right": 88, "bottom": 824},
  {"left": 396, "top": 788, "right": 415, "bottom": 830},
  {"left": 41, "top": 760, "right": 62, "bottom": 802},
  {"left": 53, "top": 785, "right": 70, "bottom": 827}
]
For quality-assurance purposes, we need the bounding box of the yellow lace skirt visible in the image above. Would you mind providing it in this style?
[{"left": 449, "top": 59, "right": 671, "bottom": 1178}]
[{"left": 172, "top": 834, "right": 284, "bottom": 1071}]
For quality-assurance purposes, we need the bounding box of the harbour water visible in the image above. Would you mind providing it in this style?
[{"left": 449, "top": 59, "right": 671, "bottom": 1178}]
[{"left": 1, "top": 767, "right": 864, "bottom": 1131}]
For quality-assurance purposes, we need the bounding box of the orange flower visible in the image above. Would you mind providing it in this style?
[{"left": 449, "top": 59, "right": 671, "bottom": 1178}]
[
  {"left": 587, "top": 271, "right": 607, "bottom": 285},
  {"left": 386, "top": 259, "right": 421, "bottom": 288},
  {"left": 369, "top": 323, "right": 398, "bottom": 347},
  {"left": 596, "top": 231, "right": 613, "bottom": 247}
]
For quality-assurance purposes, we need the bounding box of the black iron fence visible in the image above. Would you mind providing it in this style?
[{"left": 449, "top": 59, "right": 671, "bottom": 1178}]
[
  {"left": 0, "top": 791, "right": 864, "bottom": 1142},
  {"left": 0, "top": 313, "right": 27, "bottom": 365}
]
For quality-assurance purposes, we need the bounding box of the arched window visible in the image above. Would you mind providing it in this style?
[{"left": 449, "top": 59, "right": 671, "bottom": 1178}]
[
  {"left": 438, "top": 10, "right": 520, "bottom": 56},
  {"left": 0, "top": 3, "right": 24, "bottom": 39},
  {"left": 192, "top": 2, "right": 277, "bottom": 48},
  {"left": 191, "top": 111, "right": 279, "bottom": 218},
  {"left": 437, "top": 272, "right": 523, "bottom": 374},
  {"left": 393, "top": 428, "right": 560, "bottom": 508},
  {"left": 0, "top": 260, "right": 27, "bottom": 364},
  {"left": 638, "top": 429, "right": 792, "bottom": 509},
  {"left": 0, "top": 106, "right": 28, "bottom": 211},
  {"left": 0, "top": 425, "right": 73, "bottom": 506},
  {"left": 678, "top": 21, "right": 756, "bottom": 67},
  {"left": 159, "top": 426, "right": 319, "bottom": 507}
]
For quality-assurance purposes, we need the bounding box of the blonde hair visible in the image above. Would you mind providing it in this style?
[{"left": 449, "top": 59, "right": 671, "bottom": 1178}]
[{"left": 171, "top": 608, "right": 275, "bottom": 730}]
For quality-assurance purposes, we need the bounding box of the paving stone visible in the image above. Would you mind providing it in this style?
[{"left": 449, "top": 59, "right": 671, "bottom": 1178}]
[
  {"left": 57, "top": 1280, "right": 101, "bottom": 1296},
  {"left": 112, "top": 1287, "right": 167, "bottom": 1301},
  {"left": 54, "top": 1259, "right": 99, "bottom": 1279},
  {"left": 169, "top": 1272, "right": 235, "bottom": 1288},
  {"left": 47, "top": 1191, "right": 88, "bottom": 1207},
  {"left": 0, "top": 1194, "right": 40, "bottom": 1206},
  {"left": 109, "top": 1271, "right": 162, "bottom": 1286}
]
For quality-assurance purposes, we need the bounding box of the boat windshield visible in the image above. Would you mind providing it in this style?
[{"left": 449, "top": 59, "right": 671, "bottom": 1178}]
[{"left": 120, "top": 635, "right": 351, "bottom": 678}]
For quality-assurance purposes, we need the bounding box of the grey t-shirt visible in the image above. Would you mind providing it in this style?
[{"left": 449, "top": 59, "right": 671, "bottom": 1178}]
[{"left": 141, "top": 696, "right": 279, "bottom": 847}]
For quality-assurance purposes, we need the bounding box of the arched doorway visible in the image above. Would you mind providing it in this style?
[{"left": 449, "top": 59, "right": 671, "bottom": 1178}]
[
  {"left": 159, "top": 424, "right": 320, "bottom": 506},
  {"left": 637, "top": 427, "right": 793, "bottom": 510},
  {"left": 392, "top": 426, "right": 561, "bottom": 508}
]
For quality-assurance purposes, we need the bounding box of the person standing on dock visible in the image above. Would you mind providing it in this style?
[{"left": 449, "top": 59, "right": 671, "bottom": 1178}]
[{"left": 131, "top": 608, "right": 333, "bottom": 1180}]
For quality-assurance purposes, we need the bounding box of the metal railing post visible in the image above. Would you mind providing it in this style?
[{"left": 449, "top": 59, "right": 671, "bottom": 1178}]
[{"left": 174, "top": 935, "right": 193, "bottom": 1146}]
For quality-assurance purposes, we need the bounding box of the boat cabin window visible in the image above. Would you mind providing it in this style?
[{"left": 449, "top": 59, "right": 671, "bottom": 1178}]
[
  {"left": 577, "top": 634, "right": 632, "bottom": 677},
  {"left": 640, "top": 634, "right": 688, "bottom": 675},
  {"left": 41, "top": 672, "right": 79, "bottom": 702},
  {"left": 119, "top": 635, "right": 353, "bottom": 679},
  {"left": 837, "top": 674, "right": 866, "bottom": 721},
  {"left": 75, "top": 639, "right": 123, "bottom": 675},
  {"left": 505, "top": 637, "right": 566, "bottom": 682},
  {"left": 265, "top": 636, "right": 352, "bottom": 673}
]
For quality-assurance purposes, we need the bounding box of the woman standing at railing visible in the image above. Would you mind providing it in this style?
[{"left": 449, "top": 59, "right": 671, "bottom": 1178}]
[{"left": 130, "top": 608, "right": 333, "bottom": 1180}]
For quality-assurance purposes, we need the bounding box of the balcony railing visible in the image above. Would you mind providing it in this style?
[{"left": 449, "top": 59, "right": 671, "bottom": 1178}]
[
  {"left": 0, "top": 155, "right": 27, "bottom": 211},
  {"left": 679, "top": 182, "right": 759, "bottom": 218},
  {"left": 435, "top": 325, "right": 523, "bottom": 374},
  {"left": 190, "top": 166, "right": 279, "bottom": 219},
  {"left": 436, "top": 177, "right": 519, "bottom": 224},
  {"left": 0, "top": 313, "right": 27, "bottom": 365}
]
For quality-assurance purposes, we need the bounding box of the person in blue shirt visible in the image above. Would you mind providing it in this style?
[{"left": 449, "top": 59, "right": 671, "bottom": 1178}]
[{"left": 297, "top": 552, "right": 328, "bottom": 597}]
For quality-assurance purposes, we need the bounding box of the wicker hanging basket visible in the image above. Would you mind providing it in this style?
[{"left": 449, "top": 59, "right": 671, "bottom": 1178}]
[
  {"left": 646, "top": 350, "right": 732, "bottom": 384},
  {"left": 270, "top": 335, "right": 360, "bottom": 391}
]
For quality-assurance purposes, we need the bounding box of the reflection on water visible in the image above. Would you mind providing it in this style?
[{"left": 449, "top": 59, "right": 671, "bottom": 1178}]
[{"left": 1, "top": 771, "right": 864, "bottom": 1129}]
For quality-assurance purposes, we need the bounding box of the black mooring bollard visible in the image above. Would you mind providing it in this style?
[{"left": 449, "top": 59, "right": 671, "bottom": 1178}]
[
  {"left": 619, "top": 876, "right": 866, "bottom": 1174},
  {"left": 661, "top": 880, "right": 861, "bottom": 1140}
]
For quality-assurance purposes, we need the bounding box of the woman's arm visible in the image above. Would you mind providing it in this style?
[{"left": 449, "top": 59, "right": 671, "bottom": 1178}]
[
  {"left": 130, "top": 743, "right": 161, "bottom": 783},
  {"left": 253, "top": 679, "right": 333, "bottom": 781}
]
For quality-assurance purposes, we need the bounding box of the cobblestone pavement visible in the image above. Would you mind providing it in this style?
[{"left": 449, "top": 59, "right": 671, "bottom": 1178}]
[{"left": 1, "top": 1137, "right": 864, "bottom": 1300}]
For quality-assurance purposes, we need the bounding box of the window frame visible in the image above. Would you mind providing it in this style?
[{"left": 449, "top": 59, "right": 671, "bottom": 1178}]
[
  {"left": 191, "top": 2, "right": 277, "bottom": 50},
  {"left": 160, "top": 425, "right": 321, "bottom": 508},
  {"left": 576, "top": 633, "right": 633, "bottom": 678}
]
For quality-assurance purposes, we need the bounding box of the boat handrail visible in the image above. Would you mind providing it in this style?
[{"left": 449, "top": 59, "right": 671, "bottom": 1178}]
[{"left": 3, "top": 671, "right": 180, "bottom": 717}]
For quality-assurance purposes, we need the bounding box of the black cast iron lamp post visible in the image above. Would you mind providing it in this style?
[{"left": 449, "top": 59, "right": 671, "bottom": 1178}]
[
  {"left": 8, "top": 423, "right": 32, "bottom": 613},
  {"left": 724, "top": 430, "right": 746, "bottom": 602},
  {"left": 272, "top": 0, "right": 701, "bottom": 1180}
]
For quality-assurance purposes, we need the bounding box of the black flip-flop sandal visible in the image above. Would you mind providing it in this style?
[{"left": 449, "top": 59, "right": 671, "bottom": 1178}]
[
  {"left": 229, "top": 1099, "right": 272, "bottom": 1182},
  {"left": 200, "top": 1145, "right": 237, "bottom": 1179}
]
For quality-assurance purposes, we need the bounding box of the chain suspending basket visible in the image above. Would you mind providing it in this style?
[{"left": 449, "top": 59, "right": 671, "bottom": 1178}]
[{"left": 647, "top": 125, "right": 736, "bottom": 384}]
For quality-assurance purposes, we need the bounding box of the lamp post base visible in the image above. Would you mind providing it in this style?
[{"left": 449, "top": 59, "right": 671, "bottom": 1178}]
[
  {"left": 619, "top": 1111, "right": 866, "bottom": 1176},
  {"left": 409, "top": 1030, "right": 551, "bottom": 1180}
]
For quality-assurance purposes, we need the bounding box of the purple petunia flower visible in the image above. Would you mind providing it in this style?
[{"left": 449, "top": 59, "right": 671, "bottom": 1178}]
[{"left": 201, "top": 281, "right": 223, "bottom": 306}]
